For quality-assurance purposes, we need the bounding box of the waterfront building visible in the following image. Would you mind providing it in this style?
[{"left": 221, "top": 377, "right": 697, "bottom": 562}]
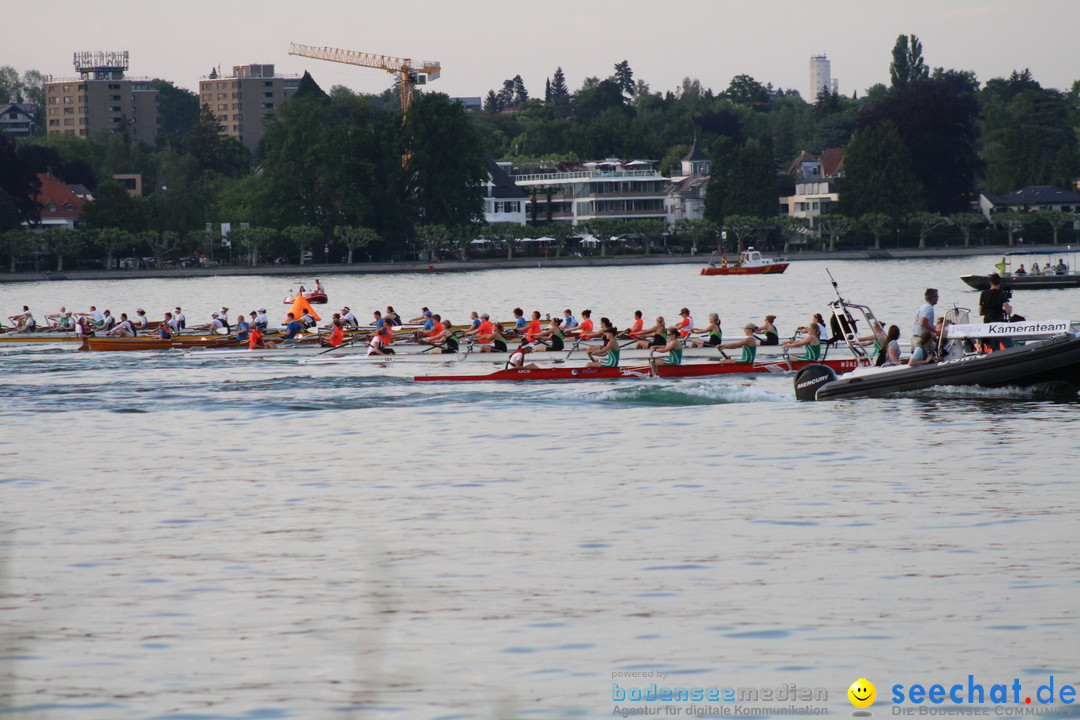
[
  {"left": 511, "top": 159, "right": 670, "bottom": 227},
  {"left": 979, "top": 186, "right": 1080, "bottom": 221},
  {"left": 666, "top": 140, "right": 711, "bottom": 224},
  {"left": 44, "top": 51, "right": 158, "bottom": 145},
  {"left": 198, "top": 64, "right": 300, "bottom": 156},
  {"left": 483, "top": 160, "right": 528, "bottom": 225}
]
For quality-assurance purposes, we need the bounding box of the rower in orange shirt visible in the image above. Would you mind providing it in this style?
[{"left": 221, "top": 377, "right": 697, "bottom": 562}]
[
  {"left": 570, "top": 309, "right": 595, "bottom": 342},
  {"left": 623, "top": 310, "right": 645, "bottom": 339},
  {"left": 522, "top": 311, "right": 543, "bottom": 343},
  {"left": 465, "top": 313, "right": 496, "bottom": 350}
]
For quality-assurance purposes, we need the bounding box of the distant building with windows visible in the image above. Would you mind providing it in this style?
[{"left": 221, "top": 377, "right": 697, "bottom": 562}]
[
  {"left": 44, "top": 51, "right": 158, "bottom": 144},
  {"left": 33, "top": 173, "right": 87, "bottom": 230},
  {"left": 783, "top": 148, "right": 844, "bottom": 225},
  {"left": 0, "top": 102, "right": 36, "bottom": 138},
  {"left": 809, "top": 54, "right": 838, "bottom": 101},
  {"left": 483, "top": 160, "right": 528, "bottom": 225},
  {"left": 979, "top": 186, "right": 1080, "bottom": 221},
  {"left": 199, "top": 64, "right": 300, "bottom": 156},
  {"left": 511, "top": 159, "right": 670, "bottom": 226},
  {"left": 666, "top": 140, "right": 711, "bottom": 224}
]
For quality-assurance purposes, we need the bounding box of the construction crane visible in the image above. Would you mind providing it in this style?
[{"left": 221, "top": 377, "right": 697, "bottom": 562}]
[{"left": 288, "top": 42, "right": 441, "bottom": 115}]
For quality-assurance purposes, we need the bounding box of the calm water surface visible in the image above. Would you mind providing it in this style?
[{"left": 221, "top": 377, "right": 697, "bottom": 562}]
[{"left": 2, "top": 256, "right": 1079, "bottom": 719}]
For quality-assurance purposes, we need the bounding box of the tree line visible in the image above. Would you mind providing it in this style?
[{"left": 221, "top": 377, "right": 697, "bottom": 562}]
[{"left": 2, "top": 34, "right": 1079, "bottom": 271}]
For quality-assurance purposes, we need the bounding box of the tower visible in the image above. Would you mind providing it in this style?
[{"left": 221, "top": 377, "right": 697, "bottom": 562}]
[{"left": 809, "top": 54, "right": 831, "bottom": 101}]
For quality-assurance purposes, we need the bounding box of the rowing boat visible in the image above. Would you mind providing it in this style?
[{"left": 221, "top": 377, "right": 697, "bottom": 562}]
[
  {"left": 81, "top": 335, "right": 249, "bottom": 351},
  {"left": 414, "top": 357, "right": 861, "bottom": 382}
]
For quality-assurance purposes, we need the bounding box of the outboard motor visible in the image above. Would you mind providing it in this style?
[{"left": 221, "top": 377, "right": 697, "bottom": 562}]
[{"left": 794, "top": 364, "right": 837, "bottom": 401}]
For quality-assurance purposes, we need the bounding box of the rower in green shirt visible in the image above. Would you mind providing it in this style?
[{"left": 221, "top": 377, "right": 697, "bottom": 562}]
[
  {"left": 585, "top": 328, "right": 621, "bottom": 368},
  {"left": 717, "top": 323, "right": 761, "bottom": 363},
  {"left": 651, "top": 326, "right": 683, "bottom": 365}
]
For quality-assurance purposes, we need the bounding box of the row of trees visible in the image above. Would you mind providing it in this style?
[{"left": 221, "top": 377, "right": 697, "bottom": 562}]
[{"left": 2, "top": 35, "right": 1080, "bottom": 271}]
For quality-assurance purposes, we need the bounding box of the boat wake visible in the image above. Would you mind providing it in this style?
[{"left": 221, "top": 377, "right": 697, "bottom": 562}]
[{"left": 588, "top": 380, "right": 788, "bottom": 406}]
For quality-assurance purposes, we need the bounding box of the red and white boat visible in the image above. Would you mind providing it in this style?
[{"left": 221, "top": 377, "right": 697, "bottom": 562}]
[
  {"left": 283, "top": 290, "right": 328, "bottom": 304},
  {"left": 414, "top": 357, "right": 860, "bottom": 382},
  {"left": 700, "top": 249, "right": 789, "bottom": 276}
]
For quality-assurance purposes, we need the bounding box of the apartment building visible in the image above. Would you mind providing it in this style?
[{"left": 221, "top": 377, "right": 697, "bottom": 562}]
[
  {"left": 199, "top": 64, "right": 300, "bottom": 155},
  {"left": 511, "top": 160, "right": 670, "bottom": 226},
  {"left": 44, "top": 51, "right": 158, "bottom": 145}
]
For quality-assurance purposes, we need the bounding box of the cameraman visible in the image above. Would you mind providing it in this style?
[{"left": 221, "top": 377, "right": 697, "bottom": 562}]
[{"left": 978, "top": 273, "right": 1013, "bottom": 348}]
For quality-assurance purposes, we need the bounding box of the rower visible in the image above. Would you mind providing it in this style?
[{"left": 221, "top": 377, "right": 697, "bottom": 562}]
[
  {"left": 676, "top": 307, "right": 694, "bottom": 340},
  {"left": 424, "top": 319, "right": 459, "bottom": 354},
  {"left": 367, "top": 324, "right": 395, "bottom": 355},
  {"left": 562, "top": 308, "right": 578, "bottom": 332},
  {"left": 235, "top": 314, "right": 250, "bottom": 343},
  {"left": 106, "top": 313, "right": 137, "bottom": 337},
  {"left": 506, "top": 342, "right": 539, "bottom": 370},
  {"left": 133, "top": 309, "right": 149, "bottom": 329},
  {"left": 623, "top": 310, "right": 645, "bottom": 340},
  {"left": 634, "top": 315, "right": 667, "bottom": 350},
  {"left": 341, "top": 307, "right": 359, "bottom": 329},
  {"left": 254, "top": 308, "right": 269, "bottom": 331},
  {"left": 688, "top": 312, "right": 722, "bottom": 348},
  {"left": 466, "top": 313, "right": 496, "bottom": 351},
  {"left": 782, "top": 320, "right": 822, "bottom": 360},
  {"left": 521, "top": 311, "right": 542, "bottom": 343},
  {"left": 651, "top": 326, "right": 683, "bottom": 366},
  {"left": 174, "top": 307, "right": 186, "bottom": 330},
  {"left": 533, "top": 317, "right": 566, "bottom": 352},
  {"left": 408, "top": 307, "right": 434, "bottom": 325},
  {"left": 570, "top": 309, "right": 595, "bottom": 342},
  {"left": 512, "top": 307, "right": 528, "bottom": 334},
  {"left": 585, "top": 328, "right": 620, "bottom": 368},
  {"left": 321, "top": 318, "right": 345, "bottom": 348},
  {"left": 716, "top": 323, "right": 760, "bottom": 364}
]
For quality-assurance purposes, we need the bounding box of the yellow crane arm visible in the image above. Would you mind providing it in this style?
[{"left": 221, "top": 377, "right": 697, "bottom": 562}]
[{"left": 288, "top": 42, "right": 441, "bottom": 114}]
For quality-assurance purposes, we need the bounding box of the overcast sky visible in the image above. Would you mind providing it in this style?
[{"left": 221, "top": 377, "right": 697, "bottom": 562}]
[{"left": 9, "top": 0, "right": 1080, "bottom": 100}]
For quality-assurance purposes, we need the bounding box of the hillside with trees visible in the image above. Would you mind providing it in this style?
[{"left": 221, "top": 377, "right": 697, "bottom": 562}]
[{"left": 2, "top": 34, "right": 1079, "bottom": 270}]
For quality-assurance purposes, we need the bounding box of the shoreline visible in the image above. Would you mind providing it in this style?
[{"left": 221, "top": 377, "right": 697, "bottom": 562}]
[{"left": 0, "top": 244, "right": 1069, "bottom": 284}]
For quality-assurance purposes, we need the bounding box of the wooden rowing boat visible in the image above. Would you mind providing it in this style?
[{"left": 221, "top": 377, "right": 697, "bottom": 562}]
[
  {"left": 81, "top": 335, "right": 249, "bottom": 351},
  {"left": 414, "top": 357, "right": 861, "bottom": 382}
]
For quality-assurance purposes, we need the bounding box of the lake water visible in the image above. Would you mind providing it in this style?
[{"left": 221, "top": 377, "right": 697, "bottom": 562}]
[{"left": 2, "top": 255, "right": 1079, "bottom": 719}]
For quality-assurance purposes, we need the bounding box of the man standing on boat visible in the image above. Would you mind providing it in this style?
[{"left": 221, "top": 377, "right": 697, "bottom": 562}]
[
  {"left": 912, "top": 288, "right": 939, "bottom": 350},
  {"left": 979, "top": 274, "right": 1014, "bottom": 349}
]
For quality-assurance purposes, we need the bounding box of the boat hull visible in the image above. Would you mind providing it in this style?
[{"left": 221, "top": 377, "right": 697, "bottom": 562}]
[
  {"left": 82, "top": 336, "right": 248, "bottom": 351},
  {"left": 806, "top": 335, "right": 1080, "bottom": 400},
  {"left": 700, "top": 263, "right": 789, "bottom": 276},
  {"left": 283, "top": 291, "right": 328, "bottom": 304},
  {"left": 415, "top": 357, "right": 860, "bottom": 382},
  {"left": 960, "top": 274, "right": 1080, "bottom": 291}
]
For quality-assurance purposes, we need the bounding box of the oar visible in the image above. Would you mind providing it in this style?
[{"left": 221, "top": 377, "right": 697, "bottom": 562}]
[
  {"left": 563, "top": 337, "right": 584, "bottom": 361},
  {"left": 310, "top": 330, "right": 370, "bottom": 358}
]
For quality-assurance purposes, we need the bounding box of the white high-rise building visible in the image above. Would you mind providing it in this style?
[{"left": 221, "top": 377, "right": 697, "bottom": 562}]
[{"left": 809, "top": 54, "right": 831, "bottom": 101}]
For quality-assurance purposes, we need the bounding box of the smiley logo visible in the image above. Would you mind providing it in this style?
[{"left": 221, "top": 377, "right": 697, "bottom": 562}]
[{"left": 848, "top": 678, "right": 876, "bottom": 708}]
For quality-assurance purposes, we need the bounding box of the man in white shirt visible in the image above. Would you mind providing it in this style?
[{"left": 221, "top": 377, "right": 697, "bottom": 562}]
[{"left": 912, "top": 288, "right": 939, "bottom": 350}]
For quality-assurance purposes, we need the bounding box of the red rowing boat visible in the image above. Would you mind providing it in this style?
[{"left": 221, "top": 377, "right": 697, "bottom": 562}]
[{"left": 415, "top": 357, "right": 861, "bottom": 382}]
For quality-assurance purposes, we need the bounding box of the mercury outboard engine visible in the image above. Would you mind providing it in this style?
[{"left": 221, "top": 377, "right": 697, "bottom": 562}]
[{"left": 794, "top": 364, "right": 837, "bottom": 401}]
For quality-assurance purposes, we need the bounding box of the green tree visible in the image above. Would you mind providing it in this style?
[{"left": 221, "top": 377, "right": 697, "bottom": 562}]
[
  {"left": 817, "top": 214, "right": 855, "bottom": 252},
  {"left": 777, "top": 216, "right": 813, "bottom": 253},
  {"left": 673, "top": 218, "right": 717, "bottom": 254},
  {"left": 403, "top": 93, "right": 488, "bottom": 230},
  {"left": 548, "top": 67, "right": 570, "bottom": 106},
  {"left": 890, "top": 34, "right": 929, "bottom": 90},
  {"left": 93, "top": 228, "right": 134, "bottom": 269},
  {"left": 839, "top": 121, "right": 925, "bottom": 219},
  {"left": 483, "top": 221, "right": 527, "bottom": 260},
  {"left": 230, "top": 226, "right": 277, "bottom": 266},
  {"left": 949, "top": 212, "right": 985, "bottom": 247},
  {"left": 0, "top": 134, "right": 41, "bottom": 228},
  {"left": 40, "top": 227, "right": 83, "bottom": 272},
  {"left": 140, "top": 230, "right": 178, "bottom": 267},
  {"left": 281, "top": 225, "right": 322, "bottom": 265},
  {"left": 612, "top": 61, "right": 635, "bottom": 99},
  {"left": 995, "top": 211, "right": 1028, "bottom": 246},
  {"left": 860, "top": 212, "right": 894, "bottom": 250},
  {"left": 722, "top": 215, "right": 762, "bottom": 253},
  {"left": 907, "top": 211, "right": 946, "bottom": 249},
  {"left": 415, "top": 224, "right": 452, "bottom": 261},
  {"left": 152, "top": 79, "right": 199, "bottom": 148},
  {"left": 81, "top": 178, "right": 145, "bottom": 232},
  {"left": 723, "top": 141, "right": 777, "bottom": 218},
  {"left": 0, "top": 228, "right": 34, "bottom": 272},
  {"left": 333, "top": 225, "right": 380, "bottom": 264},
  {"left": 724, "top": 74, "right": 770, "bottom": 108},
  {"left": 1034, "top": 209, "right": 1075, "bottom": 245}
]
